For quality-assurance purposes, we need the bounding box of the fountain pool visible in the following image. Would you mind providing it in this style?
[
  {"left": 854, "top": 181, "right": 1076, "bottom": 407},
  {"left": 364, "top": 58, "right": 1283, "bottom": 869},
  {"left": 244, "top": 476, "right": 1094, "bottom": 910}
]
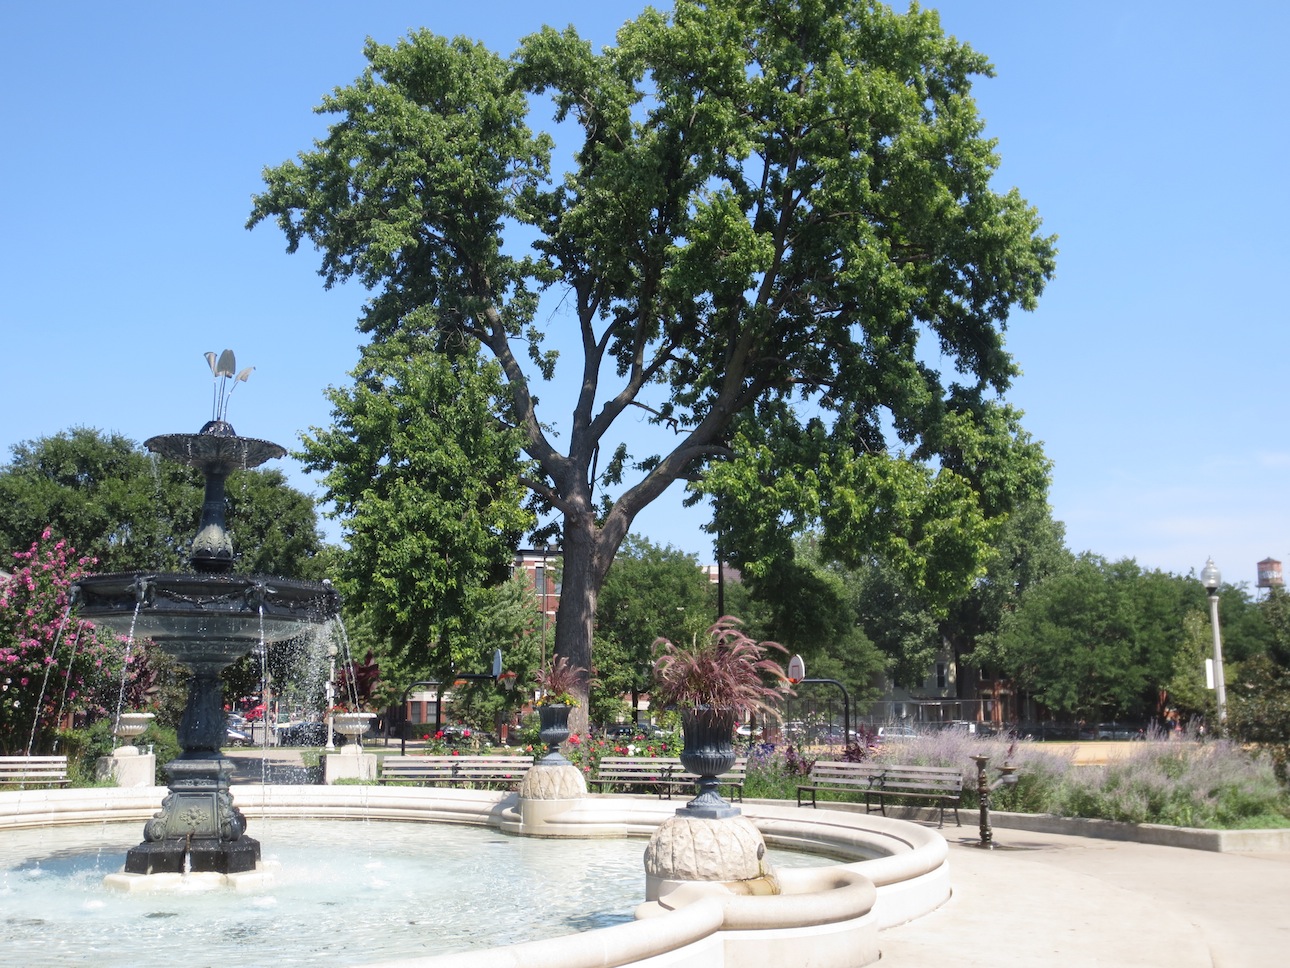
[{"left": 0, "top": 817, "right": 837, "bottom": 967}]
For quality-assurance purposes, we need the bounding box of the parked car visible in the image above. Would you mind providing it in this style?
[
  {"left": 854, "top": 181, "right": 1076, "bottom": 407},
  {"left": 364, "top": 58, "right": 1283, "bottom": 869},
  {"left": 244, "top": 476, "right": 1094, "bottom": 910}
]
[
  {"left": 226, "top": 715, "right": 252, "bottom": 747},
  {"left": 277, "top": 721, "right": 327, "bottom": 746},
  {"left": 1093, "top": 722, "right": 1146, "bottom": 741},
  {"left": 602, "top": 723, "right": 663, "bottom": 739},
  {"left": 877, "top": 725, "right": 919, "bottom": 742}
]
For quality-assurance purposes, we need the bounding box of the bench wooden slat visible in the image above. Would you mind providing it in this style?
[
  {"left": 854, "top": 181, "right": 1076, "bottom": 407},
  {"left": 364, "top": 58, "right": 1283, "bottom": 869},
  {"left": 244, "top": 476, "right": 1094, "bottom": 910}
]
[
  {"left": 378, "top": 755, "right": 533, "bottom": 788},
  {"left": 0, "top": 754, "right": 70, "bottom": 788},
  {"left": 797, "top": 760, "right": 961, "bottom": 827},
  {"left": 590, "top": 756, "right": 746, "bottom": 801}
]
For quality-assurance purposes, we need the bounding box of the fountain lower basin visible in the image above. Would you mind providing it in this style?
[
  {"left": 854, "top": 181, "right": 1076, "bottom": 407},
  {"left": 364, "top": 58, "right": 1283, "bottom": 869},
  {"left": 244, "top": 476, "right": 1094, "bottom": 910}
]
[{"left": 0, "top": 785, "right": 950, "bottom": 968}]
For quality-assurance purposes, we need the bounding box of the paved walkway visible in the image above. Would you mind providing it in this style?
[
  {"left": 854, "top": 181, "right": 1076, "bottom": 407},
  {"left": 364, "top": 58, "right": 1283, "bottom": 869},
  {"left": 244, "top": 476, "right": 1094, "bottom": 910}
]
[
  {"left": 881, "top": 825, "right": 1290, "bottom": 967},
  {"left": 226, "top": 750, "right": 1287, "bottom": 966}
]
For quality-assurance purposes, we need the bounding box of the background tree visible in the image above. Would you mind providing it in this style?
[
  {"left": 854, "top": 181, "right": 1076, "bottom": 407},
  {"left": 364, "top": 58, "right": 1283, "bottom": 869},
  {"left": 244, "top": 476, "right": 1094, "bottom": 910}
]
[
  {"left": 298, "top": 332, "right": 532, "bottom": 683},
  {"left": 0, "top": 428, "right": 331, "bottom": 578},
  {"left": 251, "top": 0, "right": 1055, "bottom": 725},
  {"left": 849, "top": 557, "right": 941, "bottom": 690},
  {"left": 0, "top": 428, "right": 197, "bottom": 572},
  {"left": 1258, "top": 586, "right": 1290, "bottom": 667},
  {"left": 1227, "top": 654, "right": 1290, "bottom": 781},
  {"left": 973, "top": 556, "right": 1190, "bottom": 722},
  {"left": 1, "top": 427, "right": 336, "bottom": 731},
  {"left": 594, "top": 535, "right": 713, "bottom": 724},
  {"left": 444, "top": 574, "right": 543, "bottom": 738},
  {"left": 942, "top": 497, "right": 1073, "bottom": 680},
  {"left": 742, "top": 541, "right": 885, "bottom": 704}
]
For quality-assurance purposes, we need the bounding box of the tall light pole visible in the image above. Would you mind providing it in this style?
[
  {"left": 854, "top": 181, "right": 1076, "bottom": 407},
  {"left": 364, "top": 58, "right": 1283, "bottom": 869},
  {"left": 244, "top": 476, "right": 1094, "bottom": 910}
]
[
  {"left": 1201, "top": 557, "right": 1227, "bottom": 727},
  {"left": 536, "top": 543, "right": 558, "bottom": 672}
]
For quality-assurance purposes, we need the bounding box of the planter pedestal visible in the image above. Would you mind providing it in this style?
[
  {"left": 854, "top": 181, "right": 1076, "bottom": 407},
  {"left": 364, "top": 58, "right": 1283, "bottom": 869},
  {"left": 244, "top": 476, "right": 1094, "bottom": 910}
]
[
  {"left": 325, "top": 712, "right": 377, "bottom": 783},
  {"left": 643, "top": 813, "right": 779, "bottom": 901},
  {"left": 324, "top": 746, "right": 377, "bottom": 783},
  {"left": 96, "top": 712, "right": 157, "bottom": 788}
]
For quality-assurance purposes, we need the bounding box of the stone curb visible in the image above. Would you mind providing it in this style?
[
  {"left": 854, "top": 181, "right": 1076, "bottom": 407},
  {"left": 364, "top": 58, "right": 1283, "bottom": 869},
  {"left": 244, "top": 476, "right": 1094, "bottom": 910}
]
[
  {"left": 745, "top": 798, "right": 1290, "bottom": 853},
  {"left": 989, "top": 811, "right": 1290, "bottom": 852}
]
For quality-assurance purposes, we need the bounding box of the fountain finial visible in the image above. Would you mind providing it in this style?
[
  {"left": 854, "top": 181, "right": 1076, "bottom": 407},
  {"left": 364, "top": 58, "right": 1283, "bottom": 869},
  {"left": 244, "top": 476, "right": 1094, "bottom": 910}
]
[{"left": 205, "top": 349, "right": 255, "bottom": 427}]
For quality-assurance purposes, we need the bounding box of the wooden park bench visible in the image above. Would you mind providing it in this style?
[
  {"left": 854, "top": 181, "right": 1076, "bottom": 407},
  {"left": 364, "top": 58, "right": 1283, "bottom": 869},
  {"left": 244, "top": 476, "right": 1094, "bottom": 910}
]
[
  {"left": 378, "top": 754, "right": 533, "bottom": 789},
  {"left": 797, "top": 761, "right": 962, "bottom": 828},
  {"left": 0, "top": 754, "right": 70, "bottom": 788},
  {"left": 591, "top": 756, "right": 746, "bottom": 802}
]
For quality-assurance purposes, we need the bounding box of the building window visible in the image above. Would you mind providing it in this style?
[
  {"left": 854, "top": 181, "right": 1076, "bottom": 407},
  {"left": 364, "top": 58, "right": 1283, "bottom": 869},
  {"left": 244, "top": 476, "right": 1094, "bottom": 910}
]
[{"left": 936, "top": 663, "right": 947, "bottom": 690}]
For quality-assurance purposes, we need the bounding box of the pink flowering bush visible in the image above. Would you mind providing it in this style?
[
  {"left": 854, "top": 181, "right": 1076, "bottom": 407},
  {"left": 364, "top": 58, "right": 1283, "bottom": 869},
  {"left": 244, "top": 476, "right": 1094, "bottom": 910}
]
[{"left": 0, "top": 531, "right": 131, "bottom": 754}]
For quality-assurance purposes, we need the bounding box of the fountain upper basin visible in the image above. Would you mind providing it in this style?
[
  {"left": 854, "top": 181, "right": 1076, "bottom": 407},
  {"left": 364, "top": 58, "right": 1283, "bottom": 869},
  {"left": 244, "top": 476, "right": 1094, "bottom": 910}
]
[{"left": 73, "top": 571, "right": 340, "bottom": 662}]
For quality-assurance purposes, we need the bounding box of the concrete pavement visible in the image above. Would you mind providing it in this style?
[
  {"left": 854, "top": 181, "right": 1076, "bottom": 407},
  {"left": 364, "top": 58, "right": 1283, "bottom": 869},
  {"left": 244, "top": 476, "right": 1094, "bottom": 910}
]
[{"left": 880, "top": 825, "right": 1290, "bottom": 968}]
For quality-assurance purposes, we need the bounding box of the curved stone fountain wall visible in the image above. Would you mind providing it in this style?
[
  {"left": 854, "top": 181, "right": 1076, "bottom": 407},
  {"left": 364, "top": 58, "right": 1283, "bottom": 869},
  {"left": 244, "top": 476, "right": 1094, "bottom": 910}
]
[{"left": 0, "top": 785, "right": 950, "bottom": 968}]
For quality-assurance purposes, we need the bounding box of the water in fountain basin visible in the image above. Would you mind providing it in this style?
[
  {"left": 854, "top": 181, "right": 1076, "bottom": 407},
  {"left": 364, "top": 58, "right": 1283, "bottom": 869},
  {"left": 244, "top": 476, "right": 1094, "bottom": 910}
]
[{"left": 0, "top": 819, "right": 837, "bottom": 966}]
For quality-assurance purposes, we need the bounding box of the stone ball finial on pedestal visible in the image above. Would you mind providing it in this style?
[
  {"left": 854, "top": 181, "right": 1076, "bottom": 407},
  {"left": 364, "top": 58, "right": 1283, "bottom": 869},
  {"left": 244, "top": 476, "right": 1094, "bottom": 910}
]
[
  {"left": 643, "top": 813, "right": 779, "bottom": 901},
  {"left": 518, "top": 761, "right": 587, "bottom": 800}
]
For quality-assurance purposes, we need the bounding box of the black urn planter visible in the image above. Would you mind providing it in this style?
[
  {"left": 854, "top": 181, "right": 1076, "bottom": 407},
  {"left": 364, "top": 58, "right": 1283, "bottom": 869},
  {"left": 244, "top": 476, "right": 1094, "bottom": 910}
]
[
  {"left": 537, "top": 704, "right": 572, "bottom": 764},
  {"left": 679, "top": 706, "right": 740, "bottom": 818}
]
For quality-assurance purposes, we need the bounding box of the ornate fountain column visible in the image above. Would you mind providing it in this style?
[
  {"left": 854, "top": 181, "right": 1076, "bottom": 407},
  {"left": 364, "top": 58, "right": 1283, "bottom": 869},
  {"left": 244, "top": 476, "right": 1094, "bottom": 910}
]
[{"left": 75, "top": 417, "right": 340, "bottom": 877}]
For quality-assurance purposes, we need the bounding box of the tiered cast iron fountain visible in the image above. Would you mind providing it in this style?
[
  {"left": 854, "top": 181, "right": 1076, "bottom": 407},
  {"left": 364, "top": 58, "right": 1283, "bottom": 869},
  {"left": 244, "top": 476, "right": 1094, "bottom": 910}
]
[{"left": 73, "top": 354, "right": 339, "bottom": 876}]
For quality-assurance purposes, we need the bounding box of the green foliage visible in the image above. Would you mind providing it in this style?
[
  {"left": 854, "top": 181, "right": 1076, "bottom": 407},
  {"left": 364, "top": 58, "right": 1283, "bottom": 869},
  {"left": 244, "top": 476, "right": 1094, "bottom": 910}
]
[
  {"left": 0, "top": 428, "right": 331, "bottom": 580},
  {"left": 1256, "top": 586, "right": 1290, "bottom": 667},
  {"left": 446, "top": 574, "right": 543, "bottom": 732},
  {"left": 850, "top": 557, "right": 942, "bottom": 689},
  {"left": 298, "top": 331, "right": 532, "bottom": 675},
  {"left": 1227, "top": 655, "right": 1290, "bottom": 781},
  {"left": 0, "top": 428, "right": 195, "bottom": 572},
  {"left": 251, "top": 0, "right": 1055, "bottom": 706},
  {"left": 594, "top": 536, "right": 713, "bottom": 701},
  {"left": 742, "top": 743, "right": 817, "bottom": 800},
  {"left": 741, "top": 541, "right": 885, "bottom": 701},
  {"left": 974, "top": 555, "right": 1193, "bottom": 721},
  {"left": 60, "top": 717, "right": 180, "bottom": 786}
]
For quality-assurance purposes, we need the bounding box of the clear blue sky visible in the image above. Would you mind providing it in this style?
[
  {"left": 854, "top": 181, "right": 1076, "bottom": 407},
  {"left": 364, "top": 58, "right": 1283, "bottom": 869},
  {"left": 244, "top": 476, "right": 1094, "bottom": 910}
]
[{"left": 3, "top": 2, "right": 1287, "bottom": 591}]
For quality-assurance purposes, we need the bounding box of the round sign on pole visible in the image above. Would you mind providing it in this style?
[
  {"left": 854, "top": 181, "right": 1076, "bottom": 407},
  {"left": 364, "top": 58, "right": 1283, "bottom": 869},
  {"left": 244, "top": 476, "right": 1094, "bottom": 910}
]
[{"left": 787, "top": 654, "right": 806, "bottom": 684}]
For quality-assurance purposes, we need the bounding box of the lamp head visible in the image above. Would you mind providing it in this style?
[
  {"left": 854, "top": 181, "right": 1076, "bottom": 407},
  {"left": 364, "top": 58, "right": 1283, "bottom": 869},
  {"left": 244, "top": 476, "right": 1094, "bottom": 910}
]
[{"left": 1201, "top": 557, "right": 1222, "bottom": 594}]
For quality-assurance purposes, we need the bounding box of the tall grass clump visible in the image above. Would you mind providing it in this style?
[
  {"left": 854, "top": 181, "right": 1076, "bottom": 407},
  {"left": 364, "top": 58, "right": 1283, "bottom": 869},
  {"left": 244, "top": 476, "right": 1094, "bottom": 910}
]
[
  {"left": 786, "top": 730, "right": 1289, "bottom": 829},
  {"left": 1052, "top": 739, "right": 1289, "bottom": 829}
]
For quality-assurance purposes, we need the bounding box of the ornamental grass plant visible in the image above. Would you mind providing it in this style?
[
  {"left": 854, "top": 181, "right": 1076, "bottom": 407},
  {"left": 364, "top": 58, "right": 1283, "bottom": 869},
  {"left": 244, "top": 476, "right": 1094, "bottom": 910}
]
[{"left": 738, "top": 730, "right": 1290, "bottom": 829}]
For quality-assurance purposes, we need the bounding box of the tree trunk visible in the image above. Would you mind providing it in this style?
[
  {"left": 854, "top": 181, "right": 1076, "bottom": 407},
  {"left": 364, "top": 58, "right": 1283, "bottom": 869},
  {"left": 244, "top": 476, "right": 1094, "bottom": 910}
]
[{"left": 550, "top": 512, "right": 619, "bottom": 735}]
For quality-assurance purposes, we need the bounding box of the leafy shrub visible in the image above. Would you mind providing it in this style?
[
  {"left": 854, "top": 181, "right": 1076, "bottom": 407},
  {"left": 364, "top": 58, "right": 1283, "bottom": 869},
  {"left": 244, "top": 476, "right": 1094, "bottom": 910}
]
[{"left": 742, "top": 742, "right": 815, "bottom": 799}]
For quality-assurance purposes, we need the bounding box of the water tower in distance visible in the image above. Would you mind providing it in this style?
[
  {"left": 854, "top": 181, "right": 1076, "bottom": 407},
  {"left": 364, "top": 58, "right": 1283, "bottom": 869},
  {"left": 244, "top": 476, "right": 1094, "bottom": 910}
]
[{"left": 1257, "top": 557, "right": 1283, "bottom": 597}]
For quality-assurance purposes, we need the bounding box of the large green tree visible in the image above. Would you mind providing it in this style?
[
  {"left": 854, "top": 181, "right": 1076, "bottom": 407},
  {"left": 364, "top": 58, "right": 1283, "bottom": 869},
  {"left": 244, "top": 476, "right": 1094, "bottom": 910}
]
[
  {"left": 974, "top": 556, "right": 1191, "bottom": 722},
  {"left": 298, "top": 332, "right": 533, "bottom": 675},
  {"left": 251, "top": 0, "right": 1054, "bottom": 721}
]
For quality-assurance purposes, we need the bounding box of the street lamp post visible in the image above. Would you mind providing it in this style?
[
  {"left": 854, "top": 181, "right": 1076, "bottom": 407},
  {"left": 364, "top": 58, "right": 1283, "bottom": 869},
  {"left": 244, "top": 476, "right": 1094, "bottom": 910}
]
[
  {"left": 1201, "top": 557, "right": 1228, "bottom": 727},
  {"left": 537, "top": 543, "right": 558, "bottom": 672},
  {"left": 325, "top": 642, "right": 337, "bottom": 751}
]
